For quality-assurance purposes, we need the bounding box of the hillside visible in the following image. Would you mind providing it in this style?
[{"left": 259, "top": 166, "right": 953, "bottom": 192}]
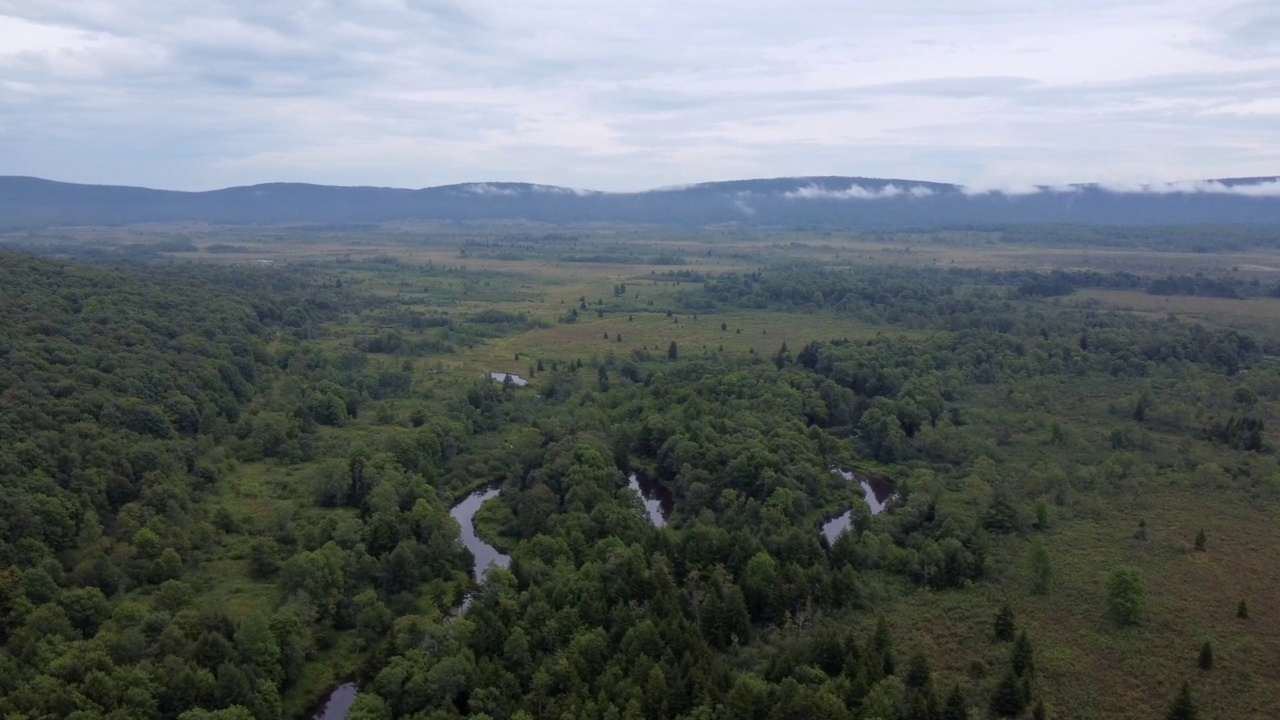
[{"left": 2, "top": 175, "right": 1280, "bottom": 229}]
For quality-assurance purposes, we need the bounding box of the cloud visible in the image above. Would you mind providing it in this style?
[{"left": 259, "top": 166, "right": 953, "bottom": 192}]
[
  {"left": 960, "top": 183, "right": 1057, "bottom": 197},
  {"left": 0, "top": 1, "right": 1278, "bottom": 191},
  {"left": 954, "top": 179, "right": 1280, "bottom": 198},
  {"left": 458, "top": 183, "right": 518, "bottom": 196},
  {"left": 783, "top": 183, "right": 934, "bottom": 200},
  {"left": 1097, "top": 179, "right": 1280, "bottom": 197}
]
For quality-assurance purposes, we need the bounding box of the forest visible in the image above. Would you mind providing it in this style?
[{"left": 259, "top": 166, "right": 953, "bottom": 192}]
[{"left": 1, "top": 231, "right": 1278, "bottom": 720}]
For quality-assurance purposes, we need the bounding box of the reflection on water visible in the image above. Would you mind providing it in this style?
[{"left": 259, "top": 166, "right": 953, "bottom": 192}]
[
  {"left": 450, "top": 486, "right": 511, "bottom": 582},
  {"left": 821, "top": 469, "right": 896, "bottom": 544},
  {"left": 310, "top": 683, "right": 357, "bottom": 720},
  {"left": 628, "top": 472, "right": 673, "bottom": 528}
]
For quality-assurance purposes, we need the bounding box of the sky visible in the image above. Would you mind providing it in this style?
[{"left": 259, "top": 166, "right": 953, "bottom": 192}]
[{"left": 0, "top": 0, "right": 1278, "bottom": 192}]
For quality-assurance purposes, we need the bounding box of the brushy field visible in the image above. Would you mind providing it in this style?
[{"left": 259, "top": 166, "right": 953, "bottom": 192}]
[
  {"left": 1076, "top": 289, "right": 1280, "bottom": 333},
  {"left": 887, "top": 486, "right": 1280, "bottom": 720}
]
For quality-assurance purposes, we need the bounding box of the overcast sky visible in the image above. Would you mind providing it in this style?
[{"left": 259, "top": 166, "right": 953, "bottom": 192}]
[{"left": 1, "top": 0, "right": 1277, "bottom": 191}]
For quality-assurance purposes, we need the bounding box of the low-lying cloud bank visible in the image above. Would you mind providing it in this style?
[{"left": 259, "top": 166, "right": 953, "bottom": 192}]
[
  {"left": 783, "top": 183, "right": 936, "bottom": 200},
  {"left": 778, "top": 179, "right": 1280, "bottom": 200},
  {"left": 1093, "top": 180, "right": 1280, "bottom": 197}
]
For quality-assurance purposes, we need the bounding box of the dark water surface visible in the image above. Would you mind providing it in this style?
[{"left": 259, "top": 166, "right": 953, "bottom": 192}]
[
  {"left": 821, "top": 470, "right": 896, "bottom": 544},
  {"left": 489, "top": 372, "right": 529, "bottom": 387},
  {"left": 628, "top": 472, "right": 674, "bottom": 527},
  {"left": 309, "top": 683, "right": 357, "bottom": 720},
  {"left": 450, "top": 485, "right": 511, "bottom": 582}
]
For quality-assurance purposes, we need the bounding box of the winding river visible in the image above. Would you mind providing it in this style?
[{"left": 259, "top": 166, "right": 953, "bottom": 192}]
[
  {"left": 450, "top": 485, "right": 512, "bottom": 582},
  {"left": 821, "top": 469, "right": 896, "bottom": 544},
  {"left": 308, "top": 485, "right": 510, "bottom": 719}
]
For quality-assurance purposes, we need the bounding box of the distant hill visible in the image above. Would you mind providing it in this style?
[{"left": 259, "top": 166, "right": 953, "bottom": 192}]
[{"left": 2, "top": 175, "right": 1279, "bottom": 229}]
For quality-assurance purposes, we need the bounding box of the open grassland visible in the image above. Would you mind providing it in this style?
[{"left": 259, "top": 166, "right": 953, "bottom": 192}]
[
  {"left": 877, "top": 373, "right": 1280, "bottom": 719},
  {"left": 888, "top": 487, "right": 1280, "bottom": 720},
  {"left": 1076, "top": 289, "right": 1280, "bottom": 333}
]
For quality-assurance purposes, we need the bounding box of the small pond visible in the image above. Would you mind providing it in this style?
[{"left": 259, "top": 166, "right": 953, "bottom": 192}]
[
  {"left": 821, "top": 469, "right": 897, "bottom": 544},
  {"left": 489, "top": 372, "right": 529, "bottom": 387},
  {"left": 628, "top": 472, "right": 674, "bottom": 528}
]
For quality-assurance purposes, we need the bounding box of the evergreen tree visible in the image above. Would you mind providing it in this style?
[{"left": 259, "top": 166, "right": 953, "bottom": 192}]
[
  {"left": 668, "top": 341, "right": 679, "bottom": 361},
  {"left": 989, "top": 671, "right": 1024, "bottom": 717},
  {"left": 773, "top": 342, "right": 789, "bottom": 370},
  {"left": 994, "top": 603, "right": 1016, "bottom": 642},
  {"left": 1032, "top": 698, "right": 1047, "bottom": 720},
  {"left": 1198, "top": 642, "right": 1213, "bottom": 670},
  {"left": 1166, "top": 682, "right": 1198, "bottom": 720},
  {"left": 905, "top": 650, "right": 932, "bottom": 689},
  {"left": 942, "top": 683, "right": 968, "bottom": 720},
  {"left": 1194, "top": 529, "right": 1206, "bottom": 551},
  {"left": 1012, "top": 631, "right": 1034, "bottom": 677},
  {"left": 1237, "top": 599, "right": 1249, "bottom": 619},
  {"left": 1028, "top": 536, "right": 1052, "bottom": 595}
]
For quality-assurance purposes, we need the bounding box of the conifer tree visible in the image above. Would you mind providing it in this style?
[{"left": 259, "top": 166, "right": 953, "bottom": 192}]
[
  {"left": 1012, "top": 631, "right": 1034, "bottom": 677},
  {"left": 942, "top": 684, "right": 967, "bottom": 720},
  {"left": 989, "top": 671, "right": 1024, "bottom": 717},
  {"left": 994, "top": 603, "right": 1016, "bottom": 642},
  {"left": 1166, "top": 682, "right": 1198, "bottom": 720},
  {"left": 1198, "top": 642, "right": 1213, "bottom": 670}
]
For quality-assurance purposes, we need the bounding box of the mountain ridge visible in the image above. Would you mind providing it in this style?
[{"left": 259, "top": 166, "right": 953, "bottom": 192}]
[{"left": 3, "top": 174, "right": 1280, "bottom": 229}]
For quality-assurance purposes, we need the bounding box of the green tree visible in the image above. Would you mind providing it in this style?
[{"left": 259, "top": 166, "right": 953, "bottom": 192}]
[
  {"left": 1198, "top": 642, "right": 1214, "bottom": 670},
  {"left": 1194, "top": 529, "right": 1206, "bottom": 552},
  {"left": 989, "top": 671, "right": 1024, "bottom": 717},
  {"left": 1237, "top": 599, "right": 1250, "bottom": 619},
  {"left": 668, "top": 341, "right": 679, "bottom": 361},
  {"left": 724, "top": 673, "right": 768, "bottom": 720},
  {"left": 236, "top": 613, "right": 282, "bottom": 684},
  {"left": 1028, "top": 536, "right": 1052, "bottom": 595},
  {"left": 942, "top": 683, "right": 968, "bottom": 720},
  {"left": 1166, "top": 681, "right": 1198, "bottom": 720},
  {"left": 773, "top": 342, "right": 789, "bottom": 370},
  {"left": 994, "top": 603, "right": 1016, "bottom": 642},
  {"left": 248, "top": 537, "right": 280, "bottom": 578},
  {"left": 348, "top": 693, "right": 393, "bottom": 720},
  {"left": 1106, "top": 566, "right": 1145, "bottom": 626},
  {"left": 862, "top": 676, "right": 906, "bottom": 720},
  {"left": 1034, "top": 498, "right": 1051, "bottom": 530},
  {"left": 1011, "top": 631, "right": 1034, "bottom": 677}
]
